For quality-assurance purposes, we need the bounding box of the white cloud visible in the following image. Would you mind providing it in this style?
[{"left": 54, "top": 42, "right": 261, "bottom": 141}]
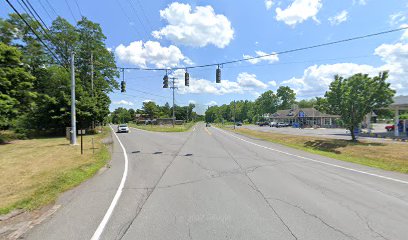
[
  {"left": 400, "top": 24, "right": 408, "bottom": 41},
  {"left": 188, "top": 100, "right": 196, "bottom": 104},
  {"left": 268, "top": 80, "right": 277, "bottom": 87},
  {"left": 353, "top": 0, "right": 367, "bottom": 6},
  {"left": 280, "top": 39, "right": 408, "bottom": 98},
  {"left": 275, "top": 0, "right": 322, "bottom": 26},
  {"left": 265, "top": 0, "right": 274, "bottom": 10},
  {"left": 328, "top": 10, "right": 348, "bottom": 26},
  {"left": 206, "top": 100, "right": 217, "bottom": 106},
  {"left": 237, "top": 72, "right": 268, "bottom": 89},
  {"left": 152, "top": 2, "right": 234, "bottom": 48},
  {"left": 113, "top": 100, "right": 134, "bottom": 106},
  {"left": 243, "top": 51, "right": 279, "bottom": 64},
  {"left": 143, "top": 99, "right": 153, "bottom": 103},
  {"left": 374, "top": 42, "right": 408, "bottom": 93},
  {"left": 170, "top": 70, "right": 268, "bottom": 95},
  {"left": 115, "top": 40, "right": 192, "bottom": 68},
  {"left": 389, "top": 12, "right": 407, "bottom": 26}
]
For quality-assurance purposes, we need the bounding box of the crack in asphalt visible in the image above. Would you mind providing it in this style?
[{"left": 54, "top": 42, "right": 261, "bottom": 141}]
[
  {"left": 114, "top": 129, "right": 196, "bottom": 240},
  {"left": 286, "top": 170, "right": 392, "bottom": 240},
  {"left": 269, "top": 198, "right": 359, "bottom": 240},
  {"left": 210, "top": 130, "right": 299, "bottom": 240}
]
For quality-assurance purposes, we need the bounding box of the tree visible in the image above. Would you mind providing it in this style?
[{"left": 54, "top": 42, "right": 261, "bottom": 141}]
[
  {"left": 143, "top": 101, "right": 159, "bottom": 119},
  {"left": 254, "top": 90, "right": 279, "bottom": 116},
  {"left": 277, "top": 86, "right": 296, "bottom": 110},
  {"left": 0, "top": 43, "right": 36, "bottom": 129},
  {"left": 324, "top": 72, "right": 395, "bottom": 141},
  {"left": 297, "top": 98, "right": 317, "bottom": 108}
]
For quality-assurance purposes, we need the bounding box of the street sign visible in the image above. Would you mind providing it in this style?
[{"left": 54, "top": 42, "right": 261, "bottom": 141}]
[{"left": 78, "top": 129, "right": 86, "bottom": 135}]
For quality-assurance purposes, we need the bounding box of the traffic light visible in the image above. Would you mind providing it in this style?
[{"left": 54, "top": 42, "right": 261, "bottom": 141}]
[
  {"left": 185, "top": 71, "right": 189, "bottom": 86},
  {"left": 216, "top": 67, "right": 221, "bottom": 83},
  {"left": 120, "top": 80, "right": 126, "bottom": 92},
  {"left": 163, "top": 74, "right": 169, "bottom": 88}
]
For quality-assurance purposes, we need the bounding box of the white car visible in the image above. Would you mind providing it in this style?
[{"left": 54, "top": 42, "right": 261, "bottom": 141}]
[{"left": 117, "top": 124, "right": 129, "bottom": 133}]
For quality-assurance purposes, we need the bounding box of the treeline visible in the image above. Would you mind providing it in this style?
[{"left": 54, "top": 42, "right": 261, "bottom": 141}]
[
  {"left": 0, "top": 14, "right": 118, "bottom": 136},
  {"left": 109, "top": 101, "right": 204, "bottom": 124},
  {"left": 205, "top": 86, "right": 324, "bottom": 123}
]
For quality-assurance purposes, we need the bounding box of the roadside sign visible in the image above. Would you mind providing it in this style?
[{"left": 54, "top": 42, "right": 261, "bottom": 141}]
[
  {"left": 78, "top": 129, "right": 86, "bottom": 135},
  {"left": 298, "top": 111, "right": 305, "bottom": 118}
]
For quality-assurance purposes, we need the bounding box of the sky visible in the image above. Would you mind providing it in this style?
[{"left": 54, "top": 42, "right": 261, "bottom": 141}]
[{"left": 1, "top": 0, "right": 408, "bottom": 114}]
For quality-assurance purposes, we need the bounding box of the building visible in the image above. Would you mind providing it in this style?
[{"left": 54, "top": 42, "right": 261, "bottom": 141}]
[{"left": 268, "top": 108, "right": 340, "bottom": 128}]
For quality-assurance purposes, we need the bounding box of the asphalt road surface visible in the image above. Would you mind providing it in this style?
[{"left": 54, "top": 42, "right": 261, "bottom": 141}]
[{"left": 24, "top": 123, "right": 408, "bottom": 240}]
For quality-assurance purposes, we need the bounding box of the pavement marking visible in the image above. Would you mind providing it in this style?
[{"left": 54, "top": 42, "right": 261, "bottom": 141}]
[
  {"left": 90, "top": 125, "right": 129, "bottom": 240},
  {"left": 204, "top": 127, "right": 212, "bottom": 135},
  {"left": 215, "top": 127, "right": 408, "bottom": 185}
]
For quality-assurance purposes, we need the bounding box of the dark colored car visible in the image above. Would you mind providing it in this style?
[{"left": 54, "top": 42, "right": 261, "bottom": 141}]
[{"left": 258, "top": 121, "right": 269, "bottom": 126}]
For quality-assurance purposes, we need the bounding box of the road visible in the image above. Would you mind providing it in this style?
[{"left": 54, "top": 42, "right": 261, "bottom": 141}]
[
  {"left": 242, "top": 124, "right": 405, "bottom": 143},
  {"left": 24, "top": 123, "right": 408, "bottom": 240}
]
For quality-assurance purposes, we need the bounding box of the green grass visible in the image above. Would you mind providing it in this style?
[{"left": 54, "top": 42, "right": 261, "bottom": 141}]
[
  {"left": 129, "top": 122, "right": 197, "bottom": 132},
  {"left": 225, "top": 127, "right": 408, "bottom": 174},
  {"left": 0, "top": 128, "right": 111, "bottom": 215}
]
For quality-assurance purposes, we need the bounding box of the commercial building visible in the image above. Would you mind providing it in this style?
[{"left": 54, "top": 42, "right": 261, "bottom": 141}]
[{"left": 268, "top": 108, "right": 340, "bottom": 128}]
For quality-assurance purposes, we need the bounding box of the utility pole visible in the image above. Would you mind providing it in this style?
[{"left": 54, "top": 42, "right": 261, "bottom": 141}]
[
  {"left": 170, "top": 77, "right": 177, "bottom": 127},
  {"left": 186, "top": 105, "right": 189, "bottom": 123},
  {"left": 91, "top": 52, "right": 94, "bottom": 96},
  {"left": 90, "top": 52, "right": 95, "bottom": 130},
  {"left": 70, "top": 52, "right": 77, "bottom": 145},
  {"left": 234, "top": 100, "right": 236, "bottom": 130}
]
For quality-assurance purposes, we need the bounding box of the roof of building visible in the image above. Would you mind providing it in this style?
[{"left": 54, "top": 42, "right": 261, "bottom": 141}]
[
  {"left": 389, "top": 95, "right": 408, "bottom": 109},
  {"left": 270, "top": 108, "right": 339, "bottom": 119}
]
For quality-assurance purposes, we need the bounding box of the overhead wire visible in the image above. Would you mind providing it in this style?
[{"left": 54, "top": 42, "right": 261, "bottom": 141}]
[
  {"left": 37, "top": 0, "right": 53, "bottom": 21},
  {"left": 5, "top": 0, "right": 65, "bottom": 68},
  {"left": 118, "top": 26, "right": 408, "bottom": 71},
  {"left": 44, "top": 0, "right": 58, "bottom": 17},
  {"left": 127, "top": 0, "right": 150, "bottom": 37},
  {"left": 64, "top": 0, "right": 77, "bottom": 22},
  {"left": 73, "top": 0, "right": 83, "bottom": 17}
]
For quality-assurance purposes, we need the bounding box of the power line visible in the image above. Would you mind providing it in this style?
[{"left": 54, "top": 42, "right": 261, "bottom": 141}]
[
  {"left": 37, "top": 0, "right": 53, "bottom": 21},
  {"left": 19, "top": 0, "right": 68, "bottom": 63},
  {"left": 73, "top": 0, "right": 83, "bottom": 17},
  {"left": 119, "top": 26, "right": 408, "bottom": 71},
  {"left": 114, "top": 0, "right": 143, "bottom": 38},
  {"left": 64, "top": 0, "right": 77, "bottom": 22},
  {"left": 134, "top": 0, "right": 154, "bottom": 32},
  {"left": 127, "top": 0, "right": 150, "bottom": 37},
  {"left": 44, "top": 0, "right": 58, "bottom": 17},
  {"left": 5, "top": 0, "right": 64, "bottom": 67}
]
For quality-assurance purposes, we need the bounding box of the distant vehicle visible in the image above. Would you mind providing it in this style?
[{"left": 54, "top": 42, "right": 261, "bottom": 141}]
[
  {"left": 206, "top": 123, "right": 211, "bottom": 127},
  {"left": 236, "top": 122, "right": 242, "bottom": 126},
  {"left": 117, "top": 124, "right": 129, "bottom": 133},
  {"left": 276, "top": 122, "right": 287, "bottom": 128},
  {"left": 258, "top": 121, "right": 269, "bottom": 126},
  {"left": 385, "top": 125, "right": 395, "bottom": 131},
  {"left": 269, "top": 122, "right": 277, "bottom": 127}
]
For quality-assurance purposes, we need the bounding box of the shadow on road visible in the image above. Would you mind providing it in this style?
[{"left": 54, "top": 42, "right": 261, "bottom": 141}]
[{"left": 304, "top": 139, "right": 385, "bottom": 154}]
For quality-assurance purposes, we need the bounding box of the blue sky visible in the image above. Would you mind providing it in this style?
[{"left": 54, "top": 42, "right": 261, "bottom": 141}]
[{"left": 1, "top": 0, "right": 408, "bottom": 114}]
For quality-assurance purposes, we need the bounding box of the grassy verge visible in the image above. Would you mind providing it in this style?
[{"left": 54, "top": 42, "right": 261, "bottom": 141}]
[
  {"left": 225, "top": 127, "right": 408, "bottom": 174},
  {"left": 129, "top": 122, "right": 196, "bottom": 132},
  {"left": 0, "top": 128, "right": 111, "bottom": 215}
]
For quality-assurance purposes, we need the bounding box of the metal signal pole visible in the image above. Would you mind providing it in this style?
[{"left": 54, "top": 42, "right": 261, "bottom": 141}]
[
  {"left": 170, "top": 77, "right": 178, "bottom": 127},
  {"left": 234, "top": 100, "right": 236, "bottom": 130},
  {"left": 70, "top": 52, "right": 77, "bottom": 145},
  {"left": 91, "top": 52, "right": 95, "bottom": 130}
]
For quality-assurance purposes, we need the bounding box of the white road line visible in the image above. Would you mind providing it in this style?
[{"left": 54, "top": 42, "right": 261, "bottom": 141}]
[
  {"left": 90, "top": 125, "right": 129, "bottom": 240},
  {"left": 214, "top": 127, "right": 408, "bottom": 185}
]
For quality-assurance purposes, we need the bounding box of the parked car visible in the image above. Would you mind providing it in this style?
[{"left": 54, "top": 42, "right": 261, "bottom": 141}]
[
  {"left": 258, "top": 121, "right": 269, "bottom": 126},
  {"left": 117, "top": 124, "right": 129, "bottom": 133},
  {"left": 269, "top": 122, "right": 277, "bottom": 127},
  {"left": 206, "top": 123, "right": 211, "bottom": 127},
  {"left": 276, "top": 122, "right": 287, "bottom": 128},
  {"left": 385, "top": 125, "right": 395, "bottom": 131},
  {"left": 236, "top": 122, "right": 242, "bottom": 126}
]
